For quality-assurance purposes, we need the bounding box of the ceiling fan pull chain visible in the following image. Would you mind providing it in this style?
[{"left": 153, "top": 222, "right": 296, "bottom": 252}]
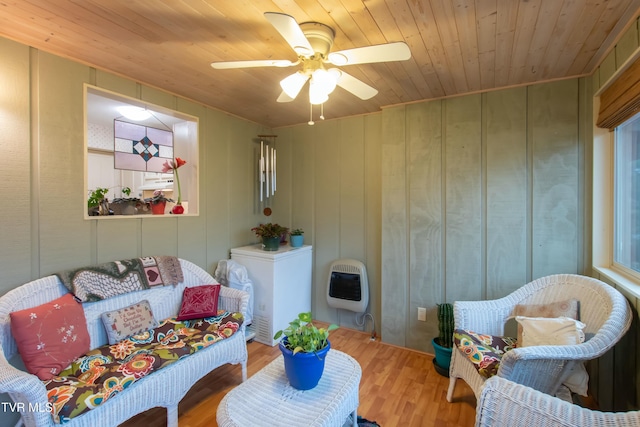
[
  {"left": 308, "top": 103, "right": 315, "bottom": 125},
  {"left": 320, "top": 103, "right": 325, "bottom": 120}
]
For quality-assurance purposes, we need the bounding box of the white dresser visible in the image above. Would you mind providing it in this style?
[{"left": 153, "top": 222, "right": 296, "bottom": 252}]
[{"left": 230, "top": 244, "right": 312, "bottom": 346}]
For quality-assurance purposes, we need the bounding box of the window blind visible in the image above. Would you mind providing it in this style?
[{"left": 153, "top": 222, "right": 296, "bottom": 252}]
[{"left": 597, "top": 56, "right": 640, "bottom": 130}]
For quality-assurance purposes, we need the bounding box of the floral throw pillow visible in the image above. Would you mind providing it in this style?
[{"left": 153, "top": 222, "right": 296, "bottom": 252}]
[
  {"left": 10, "top": 293, "right": 90, "bottom": 380},
  {"left": 453, "top": 329, "right": 517, "bottom": 378},
  {"left": 177, "top": 284, "right": 221, "bottom": 320}
]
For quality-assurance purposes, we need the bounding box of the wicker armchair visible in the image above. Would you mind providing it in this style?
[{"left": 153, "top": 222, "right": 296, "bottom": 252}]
[
  {"left": 475, "top": 376, "right": 640, "bottom": 427},
  {"left": 447, "top": 274, "right": 632, "bottom": 402}
]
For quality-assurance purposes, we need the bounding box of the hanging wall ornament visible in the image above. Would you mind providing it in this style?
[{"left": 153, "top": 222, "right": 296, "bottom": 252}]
[{"left": 258, "top": 135, "right": 277, "bottom": 214}]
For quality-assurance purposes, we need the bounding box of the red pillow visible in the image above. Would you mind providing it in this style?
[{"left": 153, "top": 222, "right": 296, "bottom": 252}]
[
  {"left": 10, "top": 293, "right": 90, "bottom": 380},
  {"left": 177, "top": 284, "right": 221, "bottom": 320}
]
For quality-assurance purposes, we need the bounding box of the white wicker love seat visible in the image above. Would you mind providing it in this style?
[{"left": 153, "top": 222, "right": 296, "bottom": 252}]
[
  {"left": 475, "top": 376, "right": 640, "bottom": 427},
  {"left": 447, "top": 274, "right": 632, "bottom": 402},
  {"left": 0, "top": 258, "right": 249, "bottom": 427}
]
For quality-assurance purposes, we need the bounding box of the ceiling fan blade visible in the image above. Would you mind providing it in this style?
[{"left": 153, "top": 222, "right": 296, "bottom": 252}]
[
  {"left": 334, "top": 70, "right": 378, "bottom": 100},
  {"left": 211, "top": 59, "right": 294, "bottom": 69},
  {"left": 264, "top": 12, "right": 314, "bottom": 56},
  {"left": 277, "top": 91, "right": 295, "bottom": 103},
  {"left": 327, "top": 42, "right": 411, "bottom": 66}
]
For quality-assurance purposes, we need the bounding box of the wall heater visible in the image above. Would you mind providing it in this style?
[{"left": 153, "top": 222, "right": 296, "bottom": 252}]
[{"left": 326, "top": 259, "right": 369, "bottom": 313}]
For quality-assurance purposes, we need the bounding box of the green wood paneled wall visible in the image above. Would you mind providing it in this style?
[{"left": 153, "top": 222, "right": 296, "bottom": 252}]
[
  {"left": 275, "top": 116, "right": 383, "bottom": 334},
  {"left": 381, "top": 79, "right": 591, "bottom": 352}
]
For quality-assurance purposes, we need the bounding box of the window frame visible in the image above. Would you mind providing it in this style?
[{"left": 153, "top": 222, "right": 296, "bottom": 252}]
[
  {"left": 84, "top": 84, "right": 199, "bottom": 219},
  {"left": 593, "top": 96, "right": 640, "bottom": 298}
]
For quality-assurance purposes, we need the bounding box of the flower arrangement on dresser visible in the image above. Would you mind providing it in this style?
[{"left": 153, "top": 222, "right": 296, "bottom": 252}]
[{"left": 251, "top": 223, "right": 289, "bottom": 251}]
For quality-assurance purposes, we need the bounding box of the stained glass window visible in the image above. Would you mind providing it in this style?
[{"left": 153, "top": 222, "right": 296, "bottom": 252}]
[{"left": 113, "top": 120, "right": 173, "bottom": 173}]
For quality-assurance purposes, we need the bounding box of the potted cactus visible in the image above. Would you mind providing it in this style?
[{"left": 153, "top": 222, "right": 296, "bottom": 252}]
[{"left": 431, "top": 302, "right": 454, "bottom": 377}]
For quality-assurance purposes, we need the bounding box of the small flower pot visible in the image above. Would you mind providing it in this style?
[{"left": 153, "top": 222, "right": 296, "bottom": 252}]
[
  {"left": 290, "top": 235, "right": 304, "bottom": 247},
  {"left": 150, "top": 201, "right": 166, "bottom": 215}
]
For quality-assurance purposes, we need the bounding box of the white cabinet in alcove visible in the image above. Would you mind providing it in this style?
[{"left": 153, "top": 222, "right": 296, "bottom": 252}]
[{"left": 230, "top": 244, "right": 312, "bottom": 346}]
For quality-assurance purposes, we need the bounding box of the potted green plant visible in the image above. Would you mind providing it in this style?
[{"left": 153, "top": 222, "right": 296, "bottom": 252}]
[
  {"left": 251, "top": 223, "right": 289, "bottom": 251},
  {"left": 110, "top": 187, "right": 143, "bottom": 215},
  {"left": 289, "top": 228, "right": 304, "bottom": 247},
  {"left": 144, "top": 190, "right": 174, "bottom": 215},
  {"left": 88, "top": 187, "right": 110, "bottom": 216},
  {"left": 274, "top": 312, "right": 338, "bottom": 390},
  {"left": 432, "top": 303, "right": 454, "bottom": 377}
]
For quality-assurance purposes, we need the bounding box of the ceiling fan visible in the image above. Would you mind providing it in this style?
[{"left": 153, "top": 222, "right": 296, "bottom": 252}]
[{"left": 211, "top": 12, "right": 411, "bottom": 106}]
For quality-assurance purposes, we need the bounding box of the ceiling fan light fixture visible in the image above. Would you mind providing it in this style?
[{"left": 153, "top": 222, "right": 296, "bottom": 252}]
[
  {"left": 280, "top": 72, "right": 308, "bottom": 98},
  {"left": 309, "top": 80, "right": 329, "bottom": 105},
  {"left": 312, "top": 69, "right": 338, "bottom": 93},
  {"left": 117, "top": 106, "right": 151, "bottom": 121}
]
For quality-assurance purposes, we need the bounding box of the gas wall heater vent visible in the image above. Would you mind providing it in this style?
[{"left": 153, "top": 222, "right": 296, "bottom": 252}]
[{"left": 326, "top": 259, "right": 369, "bottom": 313}]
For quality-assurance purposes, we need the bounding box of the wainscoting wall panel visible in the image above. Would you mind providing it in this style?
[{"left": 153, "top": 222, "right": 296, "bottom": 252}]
[{"left": 484, "top": 87, "right": 528, "bottom": 298}]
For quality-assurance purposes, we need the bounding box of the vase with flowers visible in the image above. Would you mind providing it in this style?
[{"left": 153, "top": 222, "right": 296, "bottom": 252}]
[
  {"left": 162, "top": 157, "right": 187, "bottom": 214},
  {"left": 251, "top": 223, "right": 289, "bottom": 251},
  {"left": 144, "top": 190, "right": 174, "bottom": 215}
]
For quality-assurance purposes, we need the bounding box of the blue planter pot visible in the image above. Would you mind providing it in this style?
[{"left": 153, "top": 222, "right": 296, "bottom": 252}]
[
  {"left": 290, "top": 235, "right": 304, "bottom": 247},
  {"left": 279, "top": 339, "right": 330, "bottom": 390},
  {"left": 432, "top": 337, "right": 452, "bottom": 377}
]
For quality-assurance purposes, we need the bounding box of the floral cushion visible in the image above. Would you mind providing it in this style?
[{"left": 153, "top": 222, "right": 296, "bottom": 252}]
[
  {"left": 44, "top": 310, "right": 243, "bottom": 423},
  {"left": 453, "top": 329, "right": 517, "bottom": 378}
]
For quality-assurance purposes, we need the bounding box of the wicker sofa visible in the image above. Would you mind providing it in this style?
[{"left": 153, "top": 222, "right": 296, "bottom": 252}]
[{"left": 0, "top": 258, "right": 249, "bottom": 427}]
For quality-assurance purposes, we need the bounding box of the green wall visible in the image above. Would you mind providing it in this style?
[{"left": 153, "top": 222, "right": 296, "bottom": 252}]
[
  {"left": 379, "top": 79, "right": 593, "bottom": 352},
  {"left": 0, "top": 37, "right": 273, "bottom": 297}
]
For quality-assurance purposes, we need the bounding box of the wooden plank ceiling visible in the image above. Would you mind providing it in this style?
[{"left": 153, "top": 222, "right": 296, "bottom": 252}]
[{"left": 1, "top": 0, "right": 639, "bottom": 128}]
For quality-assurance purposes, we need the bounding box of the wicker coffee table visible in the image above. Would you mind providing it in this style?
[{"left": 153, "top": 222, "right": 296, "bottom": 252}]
[{"left": 217, "top": 349, "right": 362, "bottom": 427}]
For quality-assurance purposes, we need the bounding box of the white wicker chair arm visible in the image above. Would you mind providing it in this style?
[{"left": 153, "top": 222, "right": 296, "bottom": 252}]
[
  {"left": 475, "top": 376, "right": 640, "bottom": 427},
  {"left": 218, "top": 286, "right": 249, "bottom": 316},
  {"left": 503, "top": 341, "right": 599, "bottom": 363},
  {"left": 0, "top": 361, "right": 48, "bottom": 405}
]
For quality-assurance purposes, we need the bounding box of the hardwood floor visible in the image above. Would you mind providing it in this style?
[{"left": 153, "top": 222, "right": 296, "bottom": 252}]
[{"left": 120, "top": 325, "right": 477, "bottom": 427}]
